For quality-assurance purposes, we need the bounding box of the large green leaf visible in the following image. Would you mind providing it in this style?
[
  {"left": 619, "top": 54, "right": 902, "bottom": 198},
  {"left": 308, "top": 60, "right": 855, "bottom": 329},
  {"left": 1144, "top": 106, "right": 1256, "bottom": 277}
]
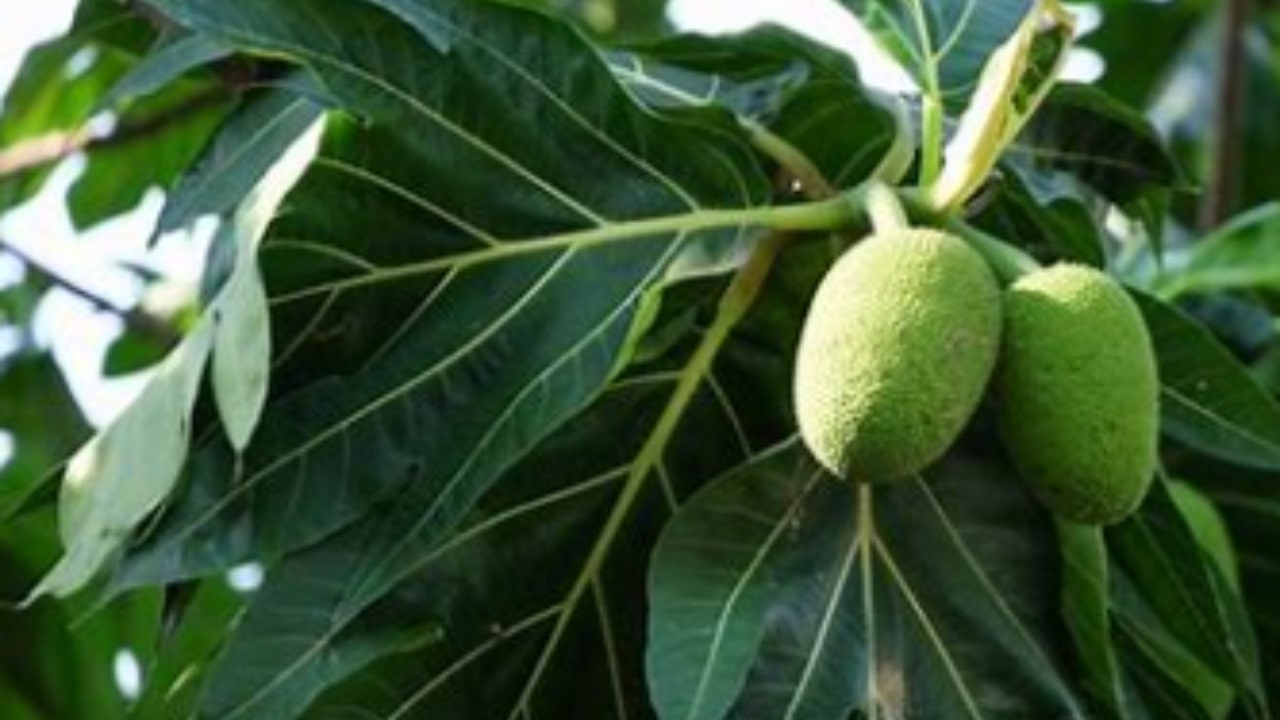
[
  {"left": 189, "top": 233, "right": 864, "bottom": 719},
  {"left": 1134, "top": 291, "right": 1280, "bottom": 471},
  {"left": 836, "top": 0, "right": 1034, "bottom": 110},
  {"left": 647, "top": 441, "right": 1086, "bottom": 719},
  {"left": 111, "top": 0, "right": 774, "bottom": 621}
]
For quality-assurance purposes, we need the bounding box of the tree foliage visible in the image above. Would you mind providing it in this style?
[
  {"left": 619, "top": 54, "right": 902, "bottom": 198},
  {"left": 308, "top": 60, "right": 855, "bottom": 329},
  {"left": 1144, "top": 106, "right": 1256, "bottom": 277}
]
[{"left": 2, "top": 0, "right": 1280, "bottom": 718}]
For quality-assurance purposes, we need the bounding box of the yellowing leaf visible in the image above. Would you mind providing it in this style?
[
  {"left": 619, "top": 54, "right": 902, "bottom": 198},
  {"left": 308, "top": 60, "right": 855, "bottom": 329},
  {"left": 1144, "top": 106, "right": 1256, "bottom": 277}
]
[
  {"left": 27, "top": 322, "right": 213, "bottom": 601},
  {"left": 929, "top": 0, "right": 1075, "bottom": 213}
]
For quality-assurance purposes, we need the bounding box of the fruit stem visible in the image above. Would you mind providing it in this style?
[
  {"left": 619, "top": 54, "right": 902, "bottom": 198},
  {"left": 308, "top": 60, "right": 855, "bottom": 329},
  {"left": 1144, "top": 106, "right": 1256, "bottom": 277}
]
[
  {"left": 919, "top": 94, "right": 945, "bottom": 186},
  {"left": 866, "top": 182, "right": 910, "bottom": 234},
  {"left": 894, "top": 187, "right": 1041, "bottom": 284}
]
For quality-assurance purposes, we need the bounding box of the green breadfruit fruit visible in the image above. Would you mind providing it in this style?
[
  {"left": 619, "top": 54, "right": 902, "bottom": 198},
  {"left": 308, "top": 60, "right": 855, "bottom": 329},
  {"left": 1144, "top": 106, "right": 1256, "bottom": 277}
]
[
  {"left": 998, "top": 264, "right": 1158, "bottom": 525},
  {"left": 794, "top": 228, "right": 1003, "bottom": 482}
]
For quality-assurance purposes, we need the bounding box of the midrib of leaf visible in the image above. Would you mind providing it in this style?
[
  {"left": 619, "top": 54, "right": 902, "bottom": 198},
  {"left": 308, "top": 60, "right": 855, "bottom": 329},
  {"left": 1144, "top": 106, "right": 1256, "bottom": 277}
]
[
  {"left": 266, "top": 195, "right": 858, "bottom": 306},
  {"left": 384, "top": 604, "right": 564, "bottom": 720},
  {"left": 873, "top": 534, "right": 986, "bottom": 719},
  {"left": 1161, "top": 387, "right": 1280, "bottom": 461},
  {"left": 905, "top": 0, "right": 943, "bottom": 181},
  {"left": 1006, "top": 144, "right": 1168, "bottom": 177},
  {"left": 916, "top": 478, "right": 1080, "bottom": 703},
  {"left": 505, "top": 233, "right": 791, "bottom": 719},
  {"left": 592, "top": 577, "right": 629, "bottom": 720},
  {"left": 860, "top": 485, "right": 879, "bottom": 720},
  {"left": 782, "top": 486, "right": 863, "bottom": 720}
]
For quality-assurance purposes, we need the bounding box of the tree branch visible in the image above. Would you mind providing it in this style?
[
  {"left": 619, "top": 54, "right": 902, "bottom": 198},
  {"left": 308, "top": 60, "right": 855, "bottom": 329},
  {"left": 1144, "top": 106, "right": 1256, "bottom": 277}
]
[
  {"left": 0, "top": 86, "right": 230, "bottom": 180},
  {"left": 0, "top": 237, "right": 180, "bottom": 344},
  {"left": 1200, "top": 0, "right": 1252, "bottom": 231}
]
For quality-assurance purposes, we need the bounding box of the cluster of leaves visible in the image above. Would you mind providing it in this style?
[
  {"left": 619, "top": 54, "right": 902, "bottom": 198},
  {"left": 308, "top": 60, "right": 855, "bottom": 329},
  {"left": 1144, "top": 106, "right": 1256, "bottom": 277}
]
[{"left": 2, "top": 0, "right": 1280, "bottom": 718}]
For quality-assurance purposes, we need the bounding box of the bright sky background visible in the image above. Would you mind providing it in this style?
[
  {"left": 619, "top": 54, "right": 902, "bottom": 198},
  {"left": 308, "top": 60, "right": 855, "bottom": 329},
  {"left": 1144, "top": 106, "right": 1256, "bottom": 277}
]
[{"left": 0, "top": 0, "right": 1106, "bottom": 435}]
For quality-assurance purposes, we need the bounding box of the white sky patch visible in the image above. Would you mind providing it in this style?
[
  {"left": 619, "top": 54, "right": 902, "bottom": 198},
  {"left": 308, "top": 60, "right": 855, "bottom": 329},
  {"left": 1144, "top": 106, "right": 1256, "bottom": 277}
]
[
  {"left": 0, "top": 431, "right": 13, "bottom": 471},
  {"left": 227, "top": 562, "right": 265, "bottom": 593},
  {"left": 0, "top": 0, "right": 78, "bottom": 101},
  {"left": 112, "top": 648, "right": 143, "bottom": 701}
]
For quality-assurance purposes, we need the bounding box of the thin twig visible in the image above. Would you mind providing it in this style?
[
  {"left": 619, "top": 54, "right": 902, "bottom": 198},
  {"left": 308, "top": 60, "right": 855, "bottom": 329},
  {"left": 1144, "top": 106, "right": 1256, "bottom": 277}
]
[
  {"left": 0, "top": 86, "right": 230, "bottom": 179},
  {"left": 0, "top": 237, "right": 179, "bottom": 344},
  {"left": 1200, "top": 0, "right": 1252, "bottom": 230}
]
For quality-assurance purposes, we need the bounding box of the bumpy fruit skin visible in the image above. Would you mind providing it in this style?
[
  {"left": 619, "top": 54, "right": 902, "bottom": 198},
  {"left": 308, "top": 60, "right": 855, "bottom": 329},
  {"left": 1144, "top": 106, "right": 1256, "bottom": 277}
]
[
  {"left": 998, "top": 265, "right": 1158, "bottom": 525},
  {"left": 794, "top": 228, "right": 1002, "bottom": 482}
]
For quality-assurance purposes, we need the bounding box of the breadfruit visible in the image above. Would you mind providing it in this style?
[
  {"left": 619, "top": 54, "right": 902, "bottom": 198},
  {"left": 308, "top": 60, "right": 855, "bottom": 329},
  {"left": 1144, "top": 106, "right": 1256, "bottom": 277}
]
[
  {"left": 998, "top": 265, "right": 1158, "bottom": 525},
  {"left": 794, "top": 228, "right": 1002, "bottom": 482}
]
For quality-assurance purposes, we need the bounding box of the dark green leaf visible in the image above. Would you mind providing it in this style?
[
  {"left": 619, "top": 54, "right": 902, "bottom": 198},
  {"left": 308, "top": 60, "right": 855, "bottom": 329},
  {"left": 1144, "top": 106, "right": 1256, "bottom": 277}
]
[
  {"left": 1008, "top": 84, "right": 1187, "bottom": 242},
  {"left": 0, "top": 353, "right": 89, "bottom": 519},
  {"left": 1108, "top": 479, "right": 1266, "bottom": 718},
  {"left": 610, "top": 26, "right": 905, "bottom": 190},
  {"left": 1133, "top": 291, "right": 1280, "bottom": 470},
  {"left": 648, "top": 441, "right": 1086, "bottom": 719},
  {"left": 115, "top": 0, "right": 767, "bottom": 587},
  {"left": 155, "top": 82, "right": 326, "bottom": 237},
  {"left": 974, "top": 170, "right": 1106, "bottom": 266},
  {"left": 103, "top": 32, "right": 234, "bottom": 108}
]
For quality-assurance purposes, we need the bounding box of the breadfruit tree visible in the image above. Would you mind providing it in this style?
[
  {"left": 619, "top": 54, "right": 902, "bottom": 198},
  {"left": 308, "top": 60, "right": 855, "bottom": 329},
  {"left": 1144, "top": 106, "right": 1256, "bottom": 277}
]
[{"left": 2, "top": 0, "right": 1280, "bottom": 718}]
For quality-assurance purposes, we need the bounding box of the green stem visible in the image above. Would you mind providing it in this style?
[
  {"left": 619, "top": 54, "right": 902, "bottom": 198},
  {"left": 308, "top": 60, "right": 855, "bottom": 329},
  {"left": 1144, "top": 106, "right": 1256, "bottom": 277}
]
[
  {"left": 744, "top": 119, "right": 837, "bottom": 199},
  {"left": 896, "top": 187, "right": 1040, "bottom": 284},
  {"left": 944, "top": 220, "right": 1040, "bottom": 284},
  {"left": 919, "top": 94, "right": 944, "bottom": 186},
  {"left": 866, "top": 182, "right": 910, "bottom": 233},
  {"left": 271, "top": 189, "right": 868, "bottom": 306}
]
